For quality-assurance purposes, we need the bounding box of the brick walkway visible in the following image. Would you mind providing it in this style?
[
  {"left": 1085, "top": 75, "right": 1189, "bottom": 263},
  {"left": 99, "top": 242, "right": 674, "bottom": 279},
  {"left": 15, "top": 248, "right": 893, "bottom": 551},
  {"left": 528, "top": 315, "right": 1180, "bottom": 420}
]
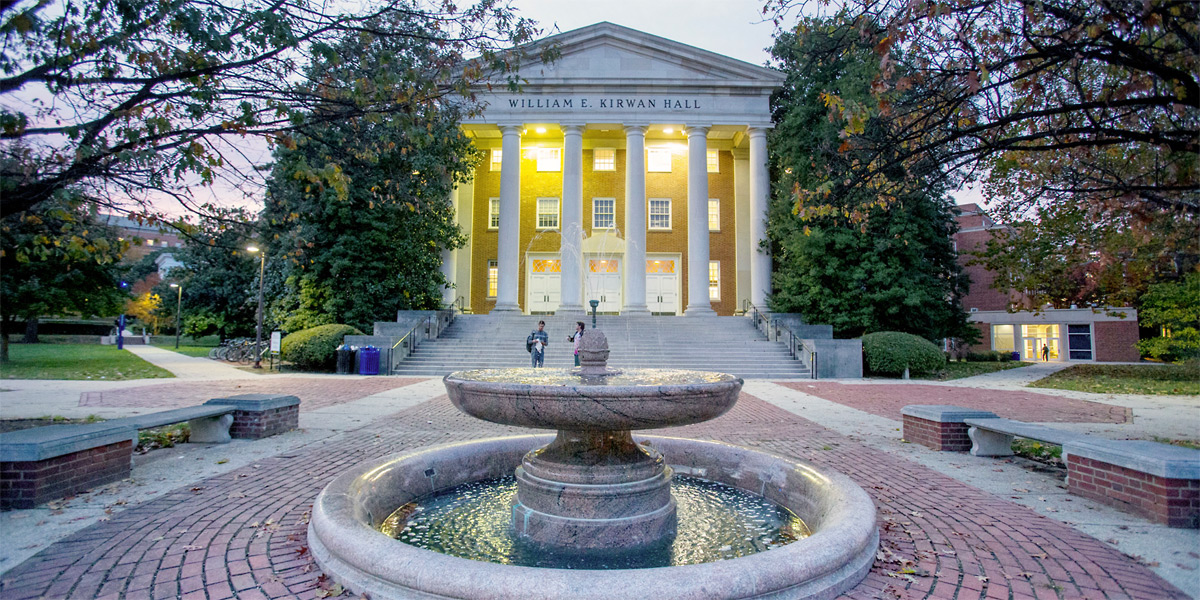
[
  {"left": 78, "top": 378, "right": 425, "bottom": 412},
  {"left": 780, "top": 382, "right": 1132, "bottom": 424},
  {"left": 0, "top": 394, "right": 1183, "bottom": 600}
]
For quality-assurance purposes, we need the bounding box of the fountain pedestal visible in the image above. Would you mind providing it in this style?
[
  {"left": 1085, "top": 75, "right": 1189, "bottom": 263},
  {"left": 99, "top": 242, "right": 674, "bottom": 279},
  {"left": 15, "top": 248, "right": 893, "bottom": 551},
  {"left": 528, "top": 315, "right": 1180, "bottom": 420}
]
[{"left": 513, "top": 429, "right": 675, "bottom": 550}]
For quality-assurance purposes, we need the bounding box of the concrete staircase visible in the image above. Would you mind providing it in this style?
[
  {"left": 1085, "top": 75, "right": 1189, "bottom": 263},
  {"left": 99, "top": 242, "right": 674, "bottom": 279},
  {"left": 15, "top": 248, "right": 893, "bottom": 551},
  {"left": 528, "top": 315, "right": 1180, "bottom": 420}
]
[{"left": 388, "top": 314, "right": 812, "bottom": 379}]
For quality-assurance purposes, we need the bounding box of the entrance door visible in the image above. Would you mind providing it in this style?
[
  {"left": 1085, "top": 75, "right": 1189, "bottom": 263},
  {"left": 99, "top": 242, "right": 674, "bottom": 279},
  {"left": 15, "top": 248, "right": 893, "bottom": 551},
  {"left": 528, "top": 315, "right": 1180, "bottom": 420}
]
[
  {"left": 527, "top": 258, "right": 561, "bottom": 314},
  {"left": 1021, "top": 324, "right": 1060, "bottom": 360},
  {"left": 585, "top": 258, "right": 621, "bottom": 313},
  {"left": 645, "top": 258, "right": 679, "bottom": 315}
]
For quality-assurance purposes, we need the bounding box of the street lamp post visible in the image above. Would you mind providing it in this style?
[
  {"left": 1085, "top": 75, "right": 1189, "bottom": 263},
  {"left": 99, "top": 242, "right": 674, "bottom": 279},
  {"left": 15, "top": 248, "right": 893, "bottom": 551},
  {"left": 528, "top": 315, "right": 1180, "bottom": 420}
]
[
  {"left": 247, "top": 246, "right": 266, "bottom": 369},
  {"left": 169, "top": 283, "right": 183, "bottom": 349}
]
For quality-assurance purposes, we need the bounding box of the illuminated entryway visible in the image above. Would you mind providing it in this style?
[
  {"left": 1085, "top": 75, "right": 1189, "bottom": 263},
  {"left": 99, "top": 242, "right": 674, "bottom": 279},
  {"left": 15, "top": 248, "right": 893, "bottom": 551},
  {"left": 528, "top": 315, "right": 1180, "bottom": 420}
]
[
  {"left": 646, "top": 256, "right": 680, "bottom": 315},
  {"left": 585, "top": 258, "right": 621, "bottom": 312},
  {"left": 527, "top": 256, "right": 561, "bottom": 313},
  {"left": 1022, "top": 324, "right": 1060, "bottom": 361}
]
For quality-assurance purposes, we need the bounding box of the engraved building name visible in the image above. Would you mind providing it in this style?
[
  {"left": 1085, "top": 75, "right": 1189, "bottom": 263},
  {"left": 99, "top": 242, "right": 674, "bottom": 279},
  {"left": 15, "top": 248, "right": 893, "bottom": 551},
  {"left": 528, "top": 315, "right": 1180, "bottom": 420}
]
[{"left": 507, "top": 97, "right": 702, "bottom": 110}]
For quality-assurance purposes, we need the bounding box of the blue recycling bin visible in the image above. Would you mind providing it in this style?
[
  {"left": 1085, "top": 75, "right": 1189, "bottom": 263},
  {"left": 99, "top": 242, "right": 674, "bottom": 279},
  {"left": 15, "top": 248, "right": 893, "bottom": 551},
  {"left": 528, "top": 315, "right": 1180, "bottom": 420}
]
[{"left": 358, "top": 346, "right": 381, "bottom": 375}]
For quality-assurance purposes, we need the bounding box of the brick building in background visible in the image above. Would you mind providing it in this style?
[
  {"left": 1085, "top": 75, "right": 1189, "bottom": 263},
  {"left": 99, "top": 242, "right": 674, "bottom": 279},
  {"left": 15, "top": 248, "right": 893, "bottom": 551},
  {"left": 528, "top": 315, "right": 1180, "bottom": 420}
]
[{"left": 954, "top": 204, "right": 1140, "bottom": 362}]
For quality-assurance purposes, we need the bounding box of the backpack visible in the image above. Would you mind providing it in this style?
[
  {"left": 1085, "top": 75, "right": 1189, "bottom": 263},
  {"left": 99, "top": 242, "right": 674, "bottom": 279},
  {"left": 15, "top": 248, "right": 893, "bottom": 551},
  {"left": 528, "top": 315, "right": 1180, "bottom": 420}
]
[{"left": 526, "top": 334, "right": 534, "bottom": 353}]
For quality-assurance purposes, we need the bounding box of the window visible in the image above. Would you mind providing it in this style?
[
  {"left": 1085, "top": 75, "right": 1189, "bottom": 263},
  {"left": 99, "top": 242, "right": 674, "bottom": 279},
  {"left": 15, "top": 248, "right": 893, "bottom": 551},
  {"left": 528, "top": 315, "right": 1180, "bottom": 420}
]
[
  {"left": 487, "top": 260, "right": 498, "bottom": 297},
  {"left": 592, "top": 198, "right": 615, "bottom": 229},
  {"left": 593, "top": 148, "right": 615, "bottom": 171},
  {"left": 490, "top": 149, "right": 502, "bottom": 171},
  {"left": 146, "top": 239, "right": 155, "bottom": 246},
  {"left": 709, "top": 261, "right": 720, "bottom": 300},
  {"left": 708, "top": 199, "right": 720, "bottom": 231},
  {"left": 536, "top": 197, "right": 560, "bottom": 229},
  {"left": 536, "top": 147, "right": 561, "bottom": 172},
  {"left": 992, "top": 324, "right": 1015, "bottom": 353},
  {"left": 647, "top": 148, "right": 672, "bottom": 172},
  {"left": 1067, "top": 324, "right": 1093, "bottom": 360},
  {"left": 707, "top": 149, "right": 719, "bottom": 173},
  {"left": 488, "top": 198, "right": 500, "bottom": 229},
  {"left": 648, "top": 198, "right": 672, "bottom": 230}
]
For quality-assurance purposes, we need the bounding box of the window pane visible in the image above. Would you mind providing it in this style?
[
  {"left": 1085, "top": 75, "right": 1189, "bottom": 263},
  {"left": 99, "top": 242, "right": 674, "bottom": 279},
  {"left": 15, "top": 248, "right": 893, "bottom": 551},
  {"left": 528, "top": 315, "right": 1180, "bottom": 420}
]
[
  {"left": 593, "top": 148, "right": 615, "bottom": 171},
  {"left": 647, "top": 148, "right": 671, "bottom": 172},
  {"left": 706, "top": 149, "right": 718, "bottom": 173},
  {"left": 649, "top": 199, "right": 671, "bottom": 229},
  {"left": 1068, "top": 324, "right": 1090, "bottom": 334},
  {"left": 593, "top": 199, "right": 615, "bottom": 229},
  {"left": 536, "top": 198, "right": 559, "bottom": 229},
  {"left": 487, "top": 261, "right": 498, "bottom": 297},
  {"left": 490, "top": 149, "right": 502, "bottom": 171},
  {"left": 709, "top": 261, "right": 720, "bottom": 300},
  {"left": 537, "top": 148, "right": 560, "bottom": 172},
  {"left": 708, "top": 199, "right": 719, "bottom": 231},
  {"left": 489, "top": 198, "right": 500, "bottom": 229},
  {"left": 1069, "top": 350, "right": 1093, "bottom": 360},
  {"left": 992, "top": 324, "right": 1015, "bottom": 352}
]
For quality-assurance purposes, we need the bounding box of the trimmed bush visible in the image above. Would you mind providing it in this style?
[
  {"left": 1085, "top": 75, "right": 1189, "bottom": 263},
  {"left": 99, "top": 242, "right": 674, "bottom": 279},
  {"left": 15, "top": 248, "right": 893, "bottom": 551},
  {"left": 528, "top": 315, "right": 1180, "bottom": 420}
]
[
  {"left": 281, "top": 324, "right": 363, "bottom": 371},
  {"left": 862, "top": 331, "right": 946, "bottom": 376},
  {"left": 965, "top": 350, "right": 1012, "bottom": 362}
]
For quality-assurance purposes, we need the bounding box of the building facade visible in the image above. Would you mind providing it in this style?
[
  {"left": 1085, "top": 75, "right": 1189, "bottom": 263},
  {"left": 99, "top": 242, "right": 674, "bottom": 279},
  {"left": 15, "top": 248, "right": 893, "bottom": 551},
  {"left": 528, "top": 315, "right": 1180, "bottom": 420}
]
[
  {"left": 442, "top": 23, "right": 784, "bottom": 316},
  {"left": 954, "top": 204, "right": 1140, "bottom": 362}
]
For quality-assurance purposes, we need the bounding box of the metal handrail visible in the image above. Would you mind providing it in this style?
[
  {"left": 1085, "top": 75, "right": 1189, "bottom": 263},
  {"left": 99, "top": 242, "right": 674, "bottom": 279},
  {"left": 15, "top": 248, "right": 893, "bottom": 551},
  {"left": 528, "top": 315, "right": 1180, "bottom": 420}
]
[
  {"left": 385, "top": 309, "right": 457, "bottom": 375},
  {"left": 746, "top": 302, "right": 818, "bottom": 379}
]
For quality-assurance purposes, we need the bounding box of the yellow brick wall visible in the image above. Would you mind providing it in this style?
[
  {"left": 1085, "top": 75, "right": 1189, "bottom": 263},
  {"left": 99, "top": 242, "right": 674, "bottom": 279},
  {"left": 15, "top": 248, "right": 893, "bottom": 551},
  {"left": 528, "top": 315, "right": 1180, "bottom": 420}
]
[{"left": 469, "top": 143, "right": 737, "bottom": 315}]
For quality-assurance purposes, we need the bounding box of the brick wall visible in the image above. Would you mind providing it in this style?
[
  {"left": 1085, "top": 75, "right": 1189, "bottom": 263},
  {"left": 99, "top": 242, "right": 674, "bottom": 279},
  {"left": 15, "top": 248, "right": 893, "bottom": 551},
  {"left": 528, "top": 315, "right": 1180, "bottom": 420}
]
[
  {"left": 0, "top": 440, "right": 132, "bottom": 509},
  {"left": 902, "top": 416, "right": 973, "bottom": 452},
  {"left": 1094, "top": 320, "right": 1141, "bottom": 362},
  {"left": 955, "top": 228, "right": 1014, "bottom": 312},
  {"left": 228, "top": 405, "right": 298, "bottom": 440},
  {"left": 1067, "top": 454, "right": 1199, "bottom": 528}
]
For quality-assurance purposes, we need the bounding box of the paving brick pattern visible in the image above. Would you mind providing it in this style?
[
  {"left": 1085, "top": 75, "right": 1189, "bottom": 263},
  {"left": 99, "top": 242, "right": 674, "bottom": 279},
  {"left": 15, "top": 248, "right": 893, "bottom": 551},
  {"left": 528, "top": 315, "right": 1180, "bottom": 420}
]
[
  {"left": 78, "top": 378, "right": 425, "bottom": 412},
  {"left": 0, "top": 393, "right": 1184, "bottom": 599},
  {"left": 781, "top": 382, "right": 1131, "bottom": 424}
]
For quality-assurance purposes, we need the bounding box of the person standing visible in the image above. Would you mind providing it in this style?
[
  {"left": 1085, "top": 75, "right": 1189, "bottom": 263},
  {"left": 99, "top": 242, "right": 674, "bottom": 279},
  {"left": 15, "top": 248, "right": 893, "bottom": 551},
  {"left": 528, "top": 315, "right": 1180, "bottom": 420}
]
[
  {"left": 529, "top": 320, "right": 549, "bottom": 367},
  {"left": 567, "top": 321, "right": 585, "bottom": 367},
  {"left": 1040, "top": 344, "right": 1050, "bottom": 362}
]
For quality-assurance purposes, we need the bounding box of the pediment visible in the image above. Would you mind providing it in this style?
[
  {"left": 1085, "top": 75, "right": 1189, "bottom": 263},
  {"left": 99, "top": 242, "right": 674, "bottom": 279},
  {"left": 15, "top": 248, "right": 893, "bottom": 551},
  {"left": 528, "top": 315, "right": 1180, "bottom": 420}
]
[{"left": 506, "top": 22, "right": 784, "bottom": 87}]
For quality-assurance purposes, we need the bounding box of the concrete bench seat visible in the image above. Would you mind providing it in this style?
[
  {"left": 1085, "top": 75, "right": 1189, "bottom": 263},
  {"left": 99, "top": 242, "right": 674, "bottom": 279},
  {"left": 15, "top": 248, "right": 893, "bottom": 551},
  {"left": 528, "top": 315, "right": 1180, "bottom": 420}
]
[
  {"left": 110, "top": 405, "right": 236, "bottom": 444},
  {"left": 902, "top": 404, "right": 1200, "bottom": 528},
  {"left": 2, "top": 394, "right": 300, "bottom": 509},
  {"left": 962, "top": 417, "right": 1090, "bottom": 457}
]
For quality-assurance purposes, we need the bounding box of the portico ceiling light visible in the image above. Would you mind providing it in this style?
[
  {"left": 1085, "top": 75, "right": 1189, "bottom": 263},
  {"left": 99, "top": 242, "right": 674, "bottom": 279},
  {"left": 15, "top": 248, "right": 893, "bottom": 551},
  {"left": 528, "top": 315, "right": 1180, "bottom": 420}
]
[
  {"left": 536, "top": 127, "right": 547, "bottom": 134},
  {"left": 663, "top": 127, "right": 674, "bottom": 134}
]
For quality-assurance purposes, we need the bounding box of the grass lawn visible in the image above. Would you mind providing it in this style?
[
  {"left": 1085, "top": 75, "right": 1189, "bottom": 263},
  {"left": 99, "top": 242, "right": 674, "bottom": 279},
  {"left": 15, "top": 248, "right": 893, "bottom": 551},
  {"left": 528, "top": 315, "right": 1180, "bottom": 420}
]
[
  {"left": 1030, "top": 363, "right": 1199, "bottom": 395},
  {"left": 0, "top": 344, "right": 173, "bottom": 380},
  {"left": 151, "top": 343, "right": 215, "bottom": 358},
  {"left": 916, "top": 360, "right": 1033, "bottom": 381}
]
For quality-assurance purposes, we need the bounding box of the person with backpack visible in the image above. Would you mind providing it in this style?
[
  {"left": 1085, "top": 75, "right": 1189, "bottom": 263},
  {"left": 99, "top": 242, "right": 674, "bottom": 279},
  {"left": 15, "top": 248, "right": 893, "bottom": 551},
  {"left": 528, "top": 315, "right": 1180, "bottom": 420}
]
[
  {"left": 527, "top": 320, "right": 549, "bottom": 367},
  {"left": 567, "top": 321, "right": 585, "bottom": 367}
]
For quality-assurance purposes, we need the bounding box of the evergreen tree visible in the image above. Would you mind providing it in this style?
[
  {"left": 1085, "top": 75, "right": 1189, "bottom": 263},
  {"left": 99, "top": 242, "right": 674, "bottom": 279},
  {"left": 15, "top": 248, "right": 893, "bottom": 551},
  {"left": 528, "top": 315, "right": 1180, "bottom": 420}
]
[{"left": 767, "top": 18, "right": 972, "bottom": 341}]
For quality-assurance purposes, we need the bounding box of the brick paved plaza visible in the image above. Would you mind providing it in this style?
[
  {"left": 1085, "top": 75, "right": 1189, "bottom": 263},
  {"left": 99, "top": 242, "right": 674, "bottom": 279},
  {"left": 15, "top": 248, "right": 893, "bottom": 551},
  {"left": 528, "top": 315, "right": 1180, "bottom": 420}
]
[{"left": 0, "top": 375, "right": 1191, "bottom": 600}]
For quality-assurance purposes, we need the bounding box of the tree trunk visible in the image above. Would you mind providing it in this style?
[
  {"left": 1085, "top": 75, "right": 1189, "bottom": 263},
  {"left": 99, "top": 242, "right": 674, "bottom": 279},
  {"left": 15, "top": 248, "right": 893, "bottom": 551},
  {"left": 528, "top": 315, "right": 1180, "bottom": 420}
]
[
  {"left": 1, "top": 331, "right": 8, "bottom": 363},
  {"left": 23, "top": 317, "right": 39, "bottom": 343}
]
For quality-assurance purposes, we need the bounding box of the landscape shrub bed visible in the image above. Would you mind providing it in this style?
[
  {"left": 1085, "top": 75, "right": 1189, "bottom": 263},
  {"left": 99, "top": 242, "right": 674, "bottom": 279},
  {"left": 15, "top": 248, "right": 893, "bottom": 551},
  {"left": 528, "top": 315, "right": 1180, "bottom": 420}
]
[
  {"left": 281, "top": 324, "right": 363, "bottom": 371},
  {"left": 862, "top": 331, "right": 946, "bottom": 376}
]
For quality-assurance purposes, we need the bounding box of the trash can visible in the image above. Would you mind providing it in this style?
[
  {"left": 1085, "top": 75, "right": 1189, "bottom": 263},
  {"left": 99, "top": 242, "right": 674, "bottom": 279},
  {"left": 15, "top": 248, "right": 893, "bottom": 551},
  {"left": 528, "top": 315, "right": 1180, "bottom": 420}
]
[
  {"left": 358, "top": 346, "right": 381, "bottom": 376},
  {"left": 1010, "top": 351, "right": 1020, "bottom": 362},
  {"left": 336, "top": 346, "right": 354, "bottom": 374}
]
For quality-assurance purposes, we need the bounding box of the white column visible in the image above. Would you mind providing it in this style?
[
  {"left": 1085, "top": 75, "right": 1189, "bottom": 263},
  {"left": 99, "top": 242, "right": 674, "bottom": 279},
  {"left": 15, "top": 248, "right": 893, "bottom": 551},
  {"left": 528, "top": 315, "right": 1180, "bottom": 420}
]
[
  {"left": 494, "top": 124, "right": 522, "bottom": 313},
  {"left": 684, "top": 125, "right": 715, "bottom": 316},
  {"left": 623, "top": 124, "right": 651, "bottom": 315},
  {"left": 558, "top": 124, "right": 586, "bottom": 314},
  {"left": 748, "top": 127, "right": 771, "bottom": 310}
]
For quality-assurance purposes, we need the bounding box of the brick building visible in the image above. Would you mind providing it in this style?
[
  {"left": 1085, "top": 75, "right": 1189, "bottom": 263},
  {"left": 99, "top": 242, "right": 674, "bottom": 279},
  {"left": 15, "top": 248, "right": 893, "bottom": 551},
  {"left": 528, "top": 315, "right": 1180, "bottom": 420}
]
[
  {"left": 954, "top": 204, "right": 1140, "bottom": 362},
  {"left": 443, "top": 23, "right": 783, "bottom": 316}
]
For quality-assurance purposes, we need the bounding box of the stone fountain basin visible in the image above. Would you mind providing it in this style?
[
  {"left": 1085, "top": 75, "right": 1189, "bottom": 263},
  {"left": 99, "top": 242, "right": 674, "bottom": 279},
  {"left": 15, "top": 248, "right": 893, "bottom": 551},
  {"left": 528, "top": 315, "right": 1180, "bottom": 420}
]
[
  {"left": 444, "top": 368, "right": 743, "bottom": 430},
  {"left": 309, "top": 435, "right": 878, "bottom": 600}
]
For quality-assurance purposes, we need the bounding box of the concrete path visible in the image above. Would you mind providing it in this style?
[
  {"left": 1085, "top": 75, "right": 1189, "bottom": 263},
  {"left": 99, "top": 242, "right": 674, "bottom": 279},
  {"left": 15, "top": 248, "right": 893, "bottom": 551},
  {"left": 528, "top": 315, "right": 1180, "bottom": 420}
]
[{"left": 0, "top": 349, "right": 1196, "bottom": 598}]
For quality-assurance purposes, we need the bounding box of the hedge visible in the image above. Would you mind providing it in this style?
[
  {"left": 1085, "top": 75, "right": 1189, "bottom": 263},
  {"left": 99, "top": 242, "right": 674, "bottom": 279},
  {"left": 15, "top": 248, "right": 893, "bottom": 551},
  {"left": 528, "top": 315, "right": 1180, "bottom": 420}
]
[
  {"left": 862, "top": 331, "right": 946, "bottom": 376},
  {"left": 281, "top": 324, "right": 363, "bottom": 371},
  {"left": 965, "top": 350, "right": 1013, "bottom": 362}
]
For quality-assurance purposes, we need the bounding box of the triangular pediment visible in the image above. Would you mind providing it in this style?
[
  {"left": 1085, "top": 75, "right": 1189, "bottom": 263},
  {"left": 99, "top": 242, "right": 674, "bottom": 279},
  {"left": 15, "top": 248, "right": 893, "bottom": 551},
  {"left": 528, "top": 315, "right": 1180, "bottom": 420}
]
[{"left": 503, "top": 22, "right": 784, "bottom": 87}]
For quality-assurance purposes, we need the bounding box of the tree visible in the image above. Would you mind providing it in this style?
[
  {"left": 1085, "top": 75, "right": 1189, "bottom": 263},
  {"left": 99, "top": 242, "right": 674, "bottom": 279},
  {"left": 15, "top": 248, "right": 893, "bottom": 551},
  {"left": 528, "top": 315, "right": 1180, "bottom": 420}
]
[
  {"left": 767, "top": 20, "right": 973, "bottom": 342},
  {"left": 262, "top": 12, "right": 471, "bottom": 333},
  {"left": 0, "top": 0, "right": 541, "bottom": 220},
  {"left": 763, "top": 0, "right": 1198, "bottom": 214},
  {"left": 0, "top": 195, "right": 129, "bottom": 361},
  {"left": 1136, "top": 271, "right": 1200, "bottom": 362},
  {"left": 126, "top": 291, "right": 163, "bottom": 335},
  {"left": 153, "top": 208, "right": 260, "bottom": 341}
]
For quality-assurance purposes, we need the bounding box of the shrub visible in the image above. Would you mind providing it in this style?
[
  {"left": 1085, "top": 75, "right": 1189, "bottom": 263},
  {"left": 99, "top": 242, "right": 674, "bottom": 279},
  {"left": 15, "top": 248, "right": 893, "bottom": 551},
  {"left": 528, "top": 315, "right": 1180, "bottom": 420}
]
[
  {"left": 281, "top": 324, "right": 363, "bottom": 371},
  {"left": 862, "top": 331, "right": 946, "bottom": 376},
  {"left": 965, "top": 350, "right": 1012, "bottom": 362}
]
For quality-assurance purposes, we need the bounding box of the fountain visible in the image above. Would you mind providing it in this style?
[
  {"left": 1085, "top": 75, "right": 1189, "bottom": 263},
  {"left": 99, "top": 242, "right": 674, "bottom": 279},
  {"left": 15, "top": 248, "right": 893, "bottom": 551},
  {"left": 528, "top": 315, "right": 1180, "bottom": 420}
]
[{"left": 309, "top": 329, "right": 878, "bottom": 599}]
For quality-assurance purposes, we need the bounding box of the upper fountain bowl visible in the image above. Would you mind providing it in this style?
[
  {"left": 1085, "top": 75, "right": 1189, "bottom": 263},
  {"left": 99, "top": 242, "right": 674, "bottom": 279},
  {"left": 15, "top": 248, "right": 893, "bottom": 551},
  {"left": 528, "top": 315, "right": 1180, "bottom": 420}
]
[{"left": 444, "top": 367, "right": 743, "bottom": 431}]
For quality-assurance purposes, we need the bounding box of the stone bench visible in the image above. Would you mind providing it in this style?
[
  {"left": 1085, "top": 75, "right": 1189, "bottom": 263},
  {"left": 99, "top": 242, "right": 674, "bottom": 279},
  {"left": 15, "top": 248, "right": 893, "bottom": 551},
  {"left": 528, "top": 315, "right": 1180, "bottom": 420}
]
[
  {"left": 1, "top": 394, "right": 300, "bottom": 509},
  {"left": 902, "top": 404, "right": 1200, "bottom": 528}
]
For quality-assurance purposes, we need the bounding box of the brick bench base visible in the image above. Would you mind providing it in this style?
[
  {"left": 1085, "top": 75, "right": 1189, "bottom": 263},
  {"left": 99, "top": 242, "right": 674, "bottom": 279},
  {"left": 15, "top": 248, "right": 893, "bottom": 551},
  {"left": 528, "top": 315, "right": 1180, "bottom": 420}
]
[
  {"left": 1066, "top": 441, "right": 1200, "bottom": 528},
  {"left": 206, "top": 394, "right": 300, "bottom": 439},
  {"left": 0, "top": 423, "right": 136, "bottom": 510},
  {"left": 901, "top": 405, "right": 998, "bottom": 451}
]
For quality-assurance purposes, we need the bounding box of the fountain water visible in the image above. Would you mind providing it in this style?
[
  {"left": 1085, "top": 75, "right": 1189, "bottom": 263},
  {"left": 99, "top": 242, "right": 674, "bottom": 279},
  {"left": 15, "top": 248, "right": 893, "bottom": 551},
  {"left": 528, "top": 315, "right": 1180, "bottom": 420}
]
[{"left": 309, "top": 329, "right": 878, "bottom": 599}]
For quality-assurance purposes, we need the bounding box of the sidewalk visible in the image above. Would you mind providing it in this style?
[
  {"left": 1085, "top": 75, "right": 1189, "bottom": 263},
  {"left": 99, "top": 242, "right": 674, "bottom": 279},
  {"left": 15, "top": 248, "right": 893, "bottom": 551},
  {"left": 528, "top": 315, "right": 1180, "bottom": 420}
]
[{"left": 0, "top": 349, "right": 1196, "bottom": 598}]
